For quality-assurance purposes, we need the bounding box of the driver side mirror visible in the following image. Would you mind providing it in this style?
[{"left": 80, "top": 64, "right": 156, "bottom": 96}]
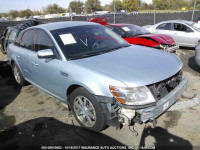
[{"left": 37, "top": 49, "right": 56, "bottom": 59}]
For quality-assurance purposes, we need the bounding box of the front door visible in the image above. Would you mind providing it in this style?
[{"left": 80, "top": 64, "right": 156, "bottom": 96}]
[
  {"left": 30, "top": 29, "right": 64, "bottom": 99},
  {"left": 171, "top": 23, "right": 196, "bottom": 47}
]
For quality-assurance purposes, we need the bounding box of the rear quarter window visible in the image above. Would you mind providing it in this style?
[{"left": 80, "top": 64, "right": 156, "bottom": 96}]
[{"left": 8, "top": 30, "right": 17, "bottom": 42}]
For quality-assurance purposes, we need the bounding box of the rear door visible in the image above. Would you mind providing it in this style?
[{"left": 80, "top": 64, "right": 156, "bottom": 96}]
[
  {"left": 155, "top": 23, "right": 173, "bottom": 37},
  {"left": 15, "top": 29, "right": 35, "bottom": 81}
]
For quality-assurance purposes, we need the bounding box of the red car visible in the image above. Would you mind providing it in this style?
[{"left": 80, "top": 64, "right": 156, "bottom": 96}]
[{"left": 88, "top": 18, "right": 179, "bottom": 53}]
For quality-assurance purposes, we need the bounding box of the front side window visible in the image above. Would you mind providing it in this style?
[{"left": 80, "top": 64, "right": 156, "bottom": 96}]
[
  {"left": 21, "top": 30, "right": 35, "bottom": 50},
  {"left": 174, "top": 23, "right": 193, "bottom": 32},
  {"left": 34, "top": 30, "right": 55, "bottom": 52},
  {"left": 51, "top": 25, "right": 129, "bottom": 60},
  {"left": 156, "top": 23, "right": 172, "bottom": 30}
]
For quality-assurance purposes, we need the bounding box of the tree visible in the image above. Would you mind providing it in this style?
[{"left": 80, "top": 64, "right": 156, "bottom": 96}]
[
  {"left": 153, "top": 0, "right": 189, "bottom": 10},
  {"left": 44, "top": 3, "right": 66, "bottom": 14},
  {"left": 188, "top": 0, "right": 200, "bottom": 10},
  {"left": 85, "top": 0, "right": 102, "bottom": 13},
  {"left": 102, "top": 4, "right": 111, "bottom": 11},
  {"left": 1, "top": 13, "right": 9, "bottom": 18},
  {"left": 9, "top": 10, "right": 19, "bottom": 19},
  {"left": 19, "top": 9, "right": 32, "bottom": 18},
  {"left": 69, "top": 1, "right": 84, "bottom": 14},
  {"left": 110, "top": 0, "right": 124, "bottom": 12},
  {"left": 33, "top": 11, "right": 43, "bottom": 16},
  {"left": 122, "top": 0, "right": 138, "bottom": 12}
]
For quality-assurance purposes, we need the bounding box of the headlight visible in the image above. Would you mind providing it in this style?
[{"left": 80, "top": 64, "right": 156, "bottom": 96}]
[
  {"left": 159, "top": 44, "right": 168, "bottom": 50},
  {"left": 109, "top": 86, "right": 156, "bottom": 106}
]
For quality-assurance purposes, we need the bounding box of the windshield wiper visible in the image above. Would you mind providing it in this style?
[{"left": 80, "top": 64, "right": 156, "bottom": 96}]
[
  {"left": 69, "top": 45, "right": 131, "bottom": 60},
  {"left": 69, "top": 54, "right": 94, "bottom": 60},
  {"left": 104, "top": 44, "right": 131, "bottom": 52},
  {"left": 69, "top": 50, "right": 107, "bottom": 60},
  {"left": 133, "top": 33, "right": 144, "bottom": 36}
]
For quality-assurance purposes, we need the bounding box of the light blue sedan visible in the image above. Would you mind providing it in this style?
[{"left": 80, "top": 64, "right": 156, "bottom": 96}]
[{"left": 7, "top": 21, "right": 188, "bottom": 132}]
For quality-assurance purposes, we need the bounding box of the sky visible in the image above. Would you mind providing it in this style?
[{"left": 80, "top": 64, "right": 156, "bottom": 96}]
[{"left": 0, "top": 0, "right": 152, "bottom": 13}]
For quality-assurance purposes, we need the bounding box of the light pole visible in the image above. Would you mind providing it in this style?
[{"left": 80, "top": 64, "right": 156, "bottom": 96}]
[
  {"left": 114, "top": 1, "right": 116, "bottom": 24},
  {"left": 154, "top": 2, "right": 156, "bottom": 25},
  {"left": 70, "top": 7, "right": 72, "bottom": 21},
  {"left": 192, "top": 0, "right": 197, "bottom": 21}
]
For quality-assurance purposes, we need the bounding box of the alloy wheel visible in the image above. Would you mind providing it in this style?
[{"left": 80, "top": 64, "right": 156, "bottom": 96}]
[
  {"left": 14, "top": 66, "right": 21, "bottom": 84},
  {"left": 73, "top": 96, "right": 96, "bottom": 127}
]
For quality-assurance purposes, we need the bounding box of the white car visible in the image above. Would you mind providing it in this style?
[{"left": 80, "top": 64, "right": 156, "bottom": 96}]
[{"left": 144, "top": 20, "right": 200, "bottom": 48}]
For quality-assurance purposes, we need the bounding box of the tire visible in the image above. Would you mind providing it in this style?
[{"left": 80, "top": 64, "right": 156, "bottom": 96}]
[
  {"left": 12, "top": 62, "right": 26, "bottom": 86},
  {"left": 69, "top": 87, "right": 107, "bottom": 132},
  {"left": 0, "top": 44, "right": 6, "bottom": 54}
]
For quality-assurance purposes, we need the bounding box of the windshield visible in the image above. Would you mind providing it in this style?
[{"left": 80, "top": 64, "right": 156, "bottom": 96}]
[
  {"left": 51, "top": 25, "right": 129, "bottom": 60},
  {"left": 188, "top": 23, "right": 200, "bottom": 32},
  {"left": 120, "top": 25, "right": 150, "bottom": 37}
]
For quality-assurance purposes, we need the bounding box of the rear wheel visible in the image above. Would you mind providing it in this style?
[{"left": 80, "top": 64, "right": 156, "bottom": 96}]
[
  {"left": 0, "top": 42, "right": 7, "bottom": 54},
  {"left": 0, "top": 48, "right": 6, "bottom": 54},
  {"left": 69, "top": 87, "right": 107, "bottom": 132},
  {"left": 12, "top": 62, "right": 26, "bottom": 86}
]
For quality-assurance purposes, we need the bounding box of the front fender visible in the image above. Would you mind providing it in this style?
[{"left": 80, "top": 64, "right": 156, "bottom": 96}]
[{"left": 61, "top": 62, "right": 127, "bottom": 101}]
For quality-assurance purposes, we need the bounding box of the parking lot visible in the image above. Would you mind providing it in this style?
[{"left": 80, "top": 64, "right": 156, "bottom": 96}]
[{"left": 0, "top": 48, "right": 200, "bottom": 149}]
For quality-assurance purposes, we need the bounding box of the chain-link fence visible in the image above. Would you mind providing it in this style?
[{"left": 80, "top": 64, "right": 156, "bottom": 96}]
[{"left": 1, "top": 11, "right": 200, "bottom": 34}]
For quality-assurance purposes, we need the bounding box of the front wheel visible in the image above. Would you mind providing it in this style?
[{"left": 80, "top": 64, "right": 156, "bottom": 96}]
[{"left": 69, "top": 87, "right": 107, "bottom": 132}]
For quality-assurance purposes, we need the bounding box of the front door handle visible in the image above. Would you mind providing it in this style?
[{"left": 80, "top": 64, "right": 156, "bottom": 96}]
[
  {"left": 17, "top": 55, "right": 21, "bottom": 59},
  {"left": 32, "top": 61, "right": 39, "bottom": 67}
]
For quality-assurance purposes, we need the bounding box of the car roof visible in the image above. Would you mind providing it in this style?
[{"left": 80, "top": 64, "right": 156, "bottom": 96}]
[
  {"left": 34, "top": 21, "right": 98, "bottom": 31},
  {"left": 156, "top": 20, "right": 193, "bottom": 25},
  {"left": 108, "top": 24, "right": 133, "bottom": 27}
]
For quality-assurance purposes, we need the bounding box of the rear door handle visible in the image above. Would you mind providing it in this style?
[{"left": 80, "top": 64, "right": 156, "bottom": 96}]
[{"left": 17, "top": 55, "right": 21, "bottom": 59}]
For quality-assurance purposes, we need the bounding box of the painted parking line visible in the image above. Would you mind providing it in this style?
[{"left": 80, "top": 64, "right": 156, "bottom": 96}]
[{"left": 168, "top": 95, "right": 200, "bottom": 111}]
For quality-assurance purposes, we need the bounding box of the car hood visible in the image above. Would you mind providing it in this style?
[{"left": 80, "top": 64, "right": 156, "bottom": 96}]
[
  {"left": 72, "top": 45, "right": 182, "bottom": 87},
  {"left": 137, "top": 34, "right": 175, "bottom": 45}
]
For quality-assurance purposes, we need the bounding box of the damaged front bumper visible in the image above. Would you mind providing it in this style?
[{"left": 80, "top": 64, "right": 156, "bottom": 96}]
[
  {"left": 165, "top": 45, "right": 179, "bottom": 53},
  {"left": 95, "top": 76, "right": 188, "bottom": 127},
  {"left": 136, "top": 77, "right": 188, "bottom": 122}
]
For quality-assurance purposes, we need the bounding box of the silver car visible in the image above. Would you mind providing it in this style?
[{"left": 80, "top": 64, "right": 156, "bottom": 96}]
[
  {"left": 144, "top": 20, "right": 200, "bottom": 48},
  {"left": 7, "top": 21, "right": 188, "bottom": 132}
]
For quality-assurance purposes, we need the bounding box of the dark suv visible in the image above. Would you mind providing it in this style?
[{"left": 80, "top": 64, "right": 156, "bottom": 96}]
[{"left": 0, "top": 20, "right": 39, "bottom": 54}]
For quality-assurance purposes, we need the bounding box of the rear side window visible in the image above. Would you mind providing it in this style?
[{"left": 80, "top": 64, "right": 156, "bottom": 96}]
[
  {"left": 34, "top": 30, "right": 55, "bottom": 52},
  {"left": 21, "top": 30, "right": 35, "bottom": 50},
  {"left": 156, "top": 23, "right": 172, "bottom": 30},
  {"left": 14, "top": 32, "right": 23, "bottom": 47}
]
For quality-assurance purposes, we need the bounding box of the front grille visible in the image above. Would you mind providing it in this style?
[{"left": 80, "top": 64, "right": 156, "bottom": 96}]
[{"left": 147, "top": 71, "right": 182, "bottom": 101}]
